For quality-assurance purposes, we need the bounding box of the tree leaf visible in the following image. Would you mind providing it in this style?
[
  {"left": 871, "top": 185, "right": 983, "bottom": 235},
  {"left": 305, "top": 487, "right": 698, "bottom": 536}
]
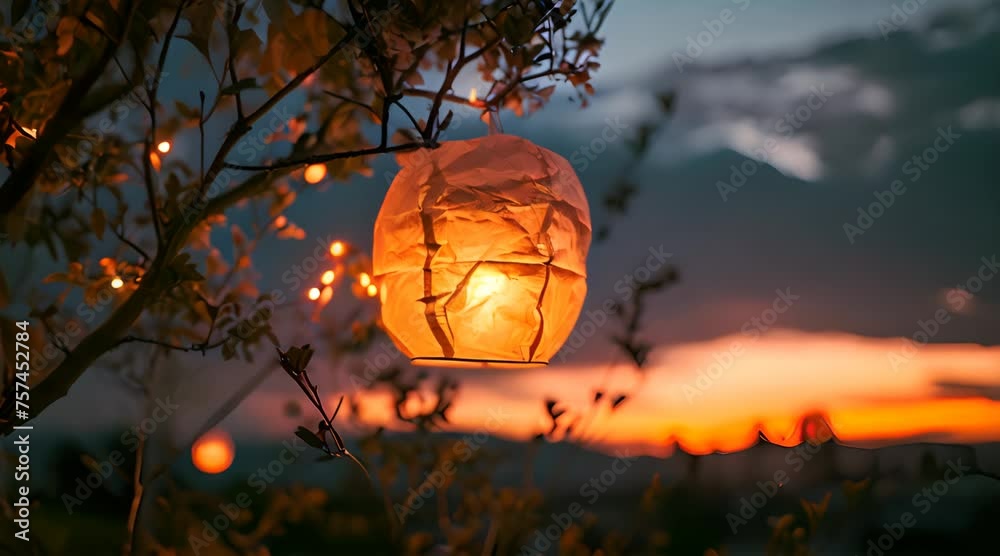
[{"left": 295, "top": 426, "right": 325, "bottom": 450}]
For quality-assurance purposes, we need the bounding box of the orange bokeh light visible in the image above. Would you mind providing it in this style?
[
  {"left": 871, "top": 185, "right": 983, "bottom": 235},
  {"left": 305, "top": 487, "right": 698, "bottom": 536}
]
[
  {"left": 321, "top": 270, "right": 335, "bottom": 285},
  {"left": 329, "top": 241, "right": 346, "bottom": 257},
  {"left": 304, "top": 163, "right": 327, "bottom": 184},
  {"left": 366, "top": 284, "right": 378, "bottom": 297},
  {"left": 191, "top": 430, "right": 235, "bottom": 474},
  {"left": 157, "top": 140, "right": 171, "bottom": 154},
  {"left": 308, "top": 287, "right": 321, "bottom": 300},
  {"left": 110, "top": 277, "right": 124, "bottom": 289},
  {"left": 359, "top": 272, "right": 371, "bottom": 288}
]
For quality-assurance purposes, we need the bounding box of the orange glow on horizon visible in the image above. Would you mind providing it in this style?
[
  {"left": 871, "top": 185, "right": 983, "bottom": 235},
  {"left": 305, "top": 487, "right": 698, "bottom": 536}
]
[
  {"left": 192, "top": 430, "right": 235, "bottom": 474},
  {"left": 234, "top": 330, "right": 1000, "bottom": 458}
]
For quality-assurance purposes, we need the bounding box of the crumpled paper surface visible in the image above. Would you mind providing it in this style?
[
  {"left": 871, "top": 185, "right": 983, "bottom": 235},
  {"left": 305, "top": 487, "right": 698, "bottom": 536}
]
[{"left": 373, "top": 134, "right": 591, "bottom": 367}]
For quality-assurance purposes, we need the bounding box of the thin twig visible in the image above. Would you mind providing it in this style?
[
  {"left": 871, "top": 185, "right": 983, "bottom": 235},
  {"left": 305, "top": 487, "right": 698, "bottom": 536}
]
[
  {"left": 121, "top": 435, "right": 145, "bottom": 556},
  {"left": 223, "top": 142, "right": 422, "bottom": 171}
]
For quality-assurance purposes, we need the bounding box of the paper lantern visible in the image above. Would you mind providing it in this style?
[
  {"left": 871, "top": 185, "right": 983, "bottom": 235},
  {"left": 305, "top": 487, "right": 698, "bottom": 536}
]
[{"left": 373, "top": 134, "right": 590, "bottom": 368}]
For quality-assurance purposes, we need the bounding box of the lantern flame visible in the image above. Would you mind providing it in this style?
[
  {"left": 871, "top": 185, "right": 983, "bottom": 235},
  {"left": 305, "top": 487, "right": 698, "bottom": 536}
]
[
  {"left": 467, "top": 271, "right": 506, "bottom": 305},
  {"left": 110, "top": 277, "right": 124, "bottom": 289}
]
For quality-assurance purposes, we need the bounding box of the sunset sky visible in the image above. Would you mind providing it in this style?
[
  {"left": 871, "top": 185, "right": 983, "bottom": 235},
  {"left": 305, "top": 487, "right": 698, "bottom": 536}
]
[{"left": 33, "top": 0, "right": 1000, "bottom": 457}]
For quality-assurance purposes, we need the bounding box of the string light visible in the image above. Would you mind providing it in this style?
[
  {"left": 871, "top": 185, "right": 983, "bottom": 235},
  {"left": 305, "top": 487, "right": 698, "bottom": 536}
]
[
  {"left": 304, "top": 163, "right": 327, "bottom": 184},
  {"left": 308, "top": 287, "right": 321, "bottom": 300},
  {"left": 320, "top": 286, "right": 333, "bottom": 303},
  {"left": 366, "top": 284, "right": 378, "bottom": 297},
  {"left": 359, "top": 272, "right": 371, "bottom": 288},
  {"left": 321, "top": 270, "right": 335, "bottom": 285},
  {"left": 329, "top": 241, "right": 346, "bottom": 257},
  {"left": 110, "top": 277, "right": 124, "bottom": 289},
  {"left": 157, "top": 140, "right": 171, "bottom": 153}
]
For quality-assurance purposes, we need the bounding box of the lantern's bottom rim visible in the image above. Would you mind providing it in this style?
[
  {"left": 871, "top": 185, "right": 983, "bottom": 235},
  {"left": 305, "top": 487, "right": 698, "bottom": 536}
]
[{"left": 410, "top": 357, "right": 548, "bottom": 369}]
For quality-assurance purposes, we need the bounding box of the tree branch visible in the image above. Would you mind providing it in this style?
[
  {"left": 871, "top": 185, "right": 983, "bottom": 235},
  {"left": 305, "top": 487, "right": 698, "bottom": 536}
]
[
  {"left": 0, "top": 0, "right": 140, "bottom": 214},
  {"left": 0, "top": 24, "right": 361, "bottom": 437},
  {"left": 223, "top": 141, "right": 422, "bottom": 172}
]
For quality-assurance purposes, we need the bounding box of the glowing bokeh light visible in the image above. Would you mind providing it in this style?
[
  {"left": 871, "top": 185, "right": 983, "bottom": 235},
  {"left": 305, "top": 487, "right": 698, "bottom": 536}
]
[
  {"left": 359, "top": 272, "right": 371, "bottom": 288},
  {"left": 308, "top": 287, "right": 321, "bottom": 300},
  {"left": 304, "top": 163, "right": 327, "bottom": 184},
  {"left": 191, "top": 430, "right": 235, "bottom": 474},
  {"left": 157, "top": 141, "right": 171, "bottom": 153},
  {"left": 329, "top": 241, "right": 346, "bottom": 257},
  {"left": 110, "top": 277, "right": 124, "bottom": 289},
  {"left": 321, "top": 270, "right": 335, "bottom": 285},
  {"left": 366, "top": 284, "right": 378, "bottom": 297}
]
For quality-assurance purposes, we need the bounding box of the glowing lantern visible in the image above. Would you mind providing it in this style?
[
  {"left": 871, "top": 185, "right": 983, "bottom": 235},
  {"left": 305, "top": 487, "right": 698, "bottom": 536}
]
[
  {"left": 373, "top": 134, "right": 591, "bottom": 368},
  {"left": 191, "top": 430, "right": 235, "bottom": 474}
]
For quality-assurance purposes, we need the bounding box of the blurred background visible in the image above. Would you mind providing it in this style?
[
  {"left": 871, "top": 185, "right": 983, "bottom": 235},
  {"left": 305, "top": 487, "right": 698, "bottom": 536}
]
[{"left": 2, "top": 0, "right": 999, "bottom": 554}]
